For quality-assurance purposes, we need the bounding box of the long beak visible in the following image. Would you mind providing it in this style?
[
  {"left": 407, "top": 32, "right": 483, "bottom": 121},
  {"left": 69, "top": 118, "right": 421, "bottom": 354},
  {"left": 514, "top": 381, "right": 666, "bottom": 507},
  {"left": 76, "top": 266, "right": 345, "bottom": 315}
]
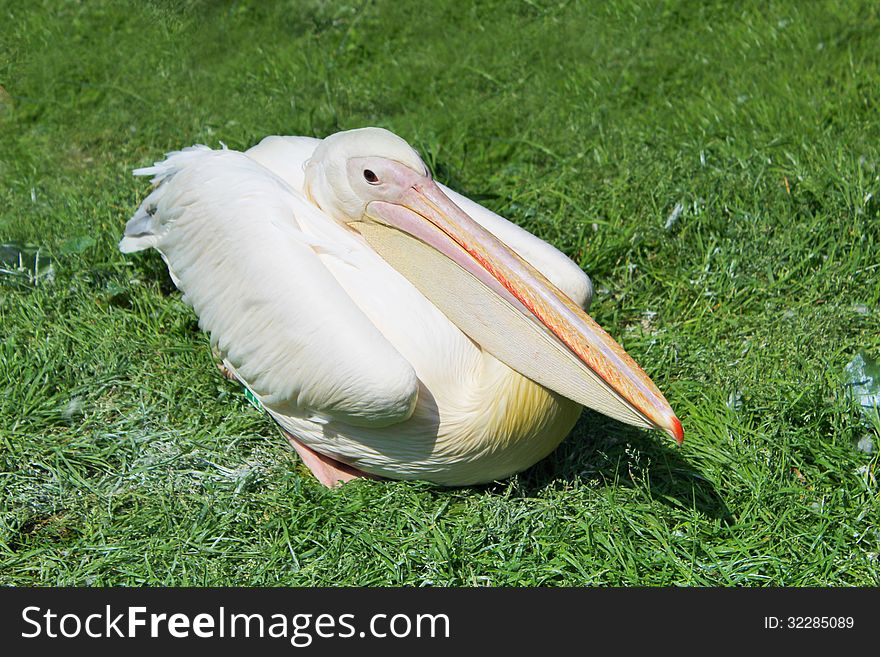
[{"left": 356, "top": 172, "right": 683, "bottom": 444}]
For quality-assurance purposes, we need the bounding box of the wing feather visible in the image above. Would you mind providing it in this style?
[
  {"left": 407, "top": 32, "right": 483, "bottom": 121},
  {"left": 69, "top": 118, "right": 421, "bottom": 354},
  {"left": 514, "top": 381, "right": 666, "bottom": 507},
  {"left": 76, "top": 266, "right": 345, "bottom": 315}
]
[{"left": 122, "top": 147, "right": 418, "bottom": 428}]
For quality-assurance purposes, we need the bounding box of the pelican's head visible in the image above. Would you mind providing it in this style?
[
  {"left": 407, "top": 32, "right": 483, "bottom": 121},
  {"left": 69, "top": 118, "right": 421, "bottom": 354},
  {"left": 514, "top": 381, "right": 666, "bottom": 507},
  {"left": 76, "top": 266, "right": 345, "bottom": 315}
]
[
  {"left": 304, "top": 127, "right": 683, "bottom": 444},
  {"left": 304, "top": 127, "right": 429, "bottom": 222}
]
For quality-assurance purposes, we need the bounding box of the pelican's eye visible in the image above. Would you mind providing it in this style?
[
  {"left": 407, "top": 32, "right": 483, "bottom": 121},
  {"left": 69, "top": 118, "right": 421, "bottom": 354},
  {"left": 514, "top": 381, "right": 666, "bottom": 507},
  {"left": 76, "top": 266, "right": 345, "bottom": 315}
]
[{"left": 363, "top": 169, "right": 379, "bottom": 184}]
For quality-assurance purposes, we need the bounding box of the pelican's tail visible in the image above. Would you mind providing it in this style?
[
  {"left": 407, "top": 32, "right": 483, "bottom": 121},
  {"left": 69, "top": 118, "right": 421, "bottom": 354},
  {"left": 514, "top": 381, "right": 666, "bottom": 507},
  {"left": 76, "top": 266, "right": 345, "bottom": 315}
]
[{"left": 119, "top": 145, "right": 216, "bottom": 253}]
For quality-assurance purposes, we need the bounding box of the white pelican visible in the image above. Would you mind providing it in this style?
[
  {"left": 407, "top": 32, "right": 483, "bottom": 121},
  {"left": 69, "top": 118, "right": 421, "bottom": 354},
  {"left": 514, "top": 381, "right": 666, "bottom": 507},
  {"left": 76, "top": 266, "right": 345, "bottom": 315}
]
[{"left": 120, "top": 128, "right": 682, "bottom": 487}]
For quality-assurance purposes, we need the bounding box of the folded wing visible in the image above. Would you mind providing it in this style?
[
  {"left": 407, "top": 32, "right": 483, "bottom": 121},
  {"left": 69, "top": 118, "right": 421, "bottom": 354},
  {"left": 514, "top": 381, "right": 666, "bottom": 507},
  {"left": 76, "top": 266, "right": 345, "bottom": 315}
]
[{"left": 121, "top": 147, "right": 418, "bottom": 427}]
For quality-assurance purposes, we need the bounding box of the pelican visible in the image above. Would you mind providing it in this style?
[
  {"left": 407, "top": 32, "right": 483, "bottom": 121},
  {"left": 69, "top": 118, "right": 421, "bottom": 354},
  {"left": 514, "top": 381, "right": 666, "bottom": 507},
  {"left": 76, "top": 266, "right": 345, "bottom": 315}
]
[{"left": 120, "top": 128, "right": 682, "bottom": 487}]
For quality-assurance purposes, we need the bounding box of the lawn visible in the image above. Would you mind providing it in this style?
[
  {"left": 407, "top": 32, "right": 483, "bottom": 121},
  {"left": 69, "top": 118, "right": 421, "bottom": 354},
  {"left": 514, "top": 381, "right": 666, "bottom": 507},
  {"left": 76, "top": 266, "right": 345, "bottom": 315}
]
[{"left": 1, "top": 0, "right": 878, "bottom": 586}]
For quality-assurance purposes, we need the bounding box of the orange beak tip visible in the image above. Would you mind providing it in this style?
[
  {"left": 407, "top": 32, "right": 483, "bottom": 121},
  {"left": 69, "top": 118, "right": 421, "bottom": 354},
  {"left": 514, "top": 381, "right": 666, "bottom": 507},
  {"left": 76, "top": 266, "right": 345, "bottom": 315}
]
[{"left": 669, "top": 416, "right": 684, "bottom": 445}]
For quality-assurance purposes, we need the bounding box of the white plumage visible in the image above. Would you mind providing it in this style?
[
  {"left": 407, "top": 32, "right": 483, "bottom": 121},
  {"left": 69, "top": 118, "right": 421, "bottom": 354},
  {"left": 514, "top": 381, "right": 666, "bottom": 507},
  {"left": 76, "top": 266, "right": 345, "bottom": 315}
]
[{"left": 122, "top": 128, "right": 680, "bottom": 486}]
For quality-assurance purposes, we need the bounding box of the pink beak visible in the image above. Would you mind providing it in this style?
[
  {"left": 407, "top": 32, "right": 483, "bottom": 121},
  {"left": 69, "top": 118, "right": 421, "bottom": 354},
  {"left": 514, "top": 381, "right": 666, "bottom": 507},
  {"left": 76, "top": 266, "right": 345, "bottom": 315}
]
[{"left": 359, "top": 163, "right": 683, "bottom": 444}]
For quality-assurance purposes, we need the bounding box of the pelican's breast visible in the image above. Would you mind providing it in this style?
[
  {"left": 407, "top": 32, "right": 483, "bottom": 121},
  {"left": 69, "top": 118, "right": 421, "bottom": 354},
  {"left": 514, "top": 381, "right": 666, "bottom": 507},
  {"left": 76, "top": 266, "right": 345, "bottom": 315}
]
[{"left": 424, "top": 356, "right": 582, "bottom": 485}]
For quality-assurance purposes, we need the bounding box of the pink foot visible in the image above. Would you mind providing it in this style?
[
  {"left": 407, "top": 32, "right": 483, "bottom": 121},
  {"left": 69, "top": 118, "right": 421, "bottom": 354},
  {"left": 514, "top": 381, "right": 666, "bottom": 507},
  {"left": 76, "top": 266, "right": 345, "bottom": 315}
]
[
  {"left": 216, "top": 363, "right": 371, "bottom": 487},
  {"left": 217, "top": 362, "right": 238, "bottom": 381},
  {"left": 284, "top": 432, "right": 380, "bottom": 487}
]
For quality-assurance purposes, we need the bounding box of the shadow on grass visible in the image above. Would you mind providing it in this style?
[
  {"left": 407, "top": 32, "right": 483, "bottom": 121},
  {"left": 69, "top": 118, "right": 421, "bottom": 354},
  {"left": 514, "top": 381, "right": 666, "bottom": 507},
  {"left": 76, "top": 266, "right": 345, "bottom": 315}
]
[
  {"left": 510, "top": 410, "right": 734, "bottom": 523},
  {"left": 128, "top": 252, "right": 179, "bottom": 296}
]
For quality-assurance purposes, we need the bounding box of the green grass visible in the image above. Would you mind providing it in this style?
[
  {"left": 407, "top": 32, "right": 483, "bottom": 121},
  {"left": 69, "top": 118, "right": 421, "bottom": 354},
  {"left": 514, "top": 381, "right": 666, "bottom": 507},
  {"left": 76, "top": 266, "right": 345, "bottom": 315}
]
[{"left": 1, "top": 0, "right": 879, "bottom": 586}]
